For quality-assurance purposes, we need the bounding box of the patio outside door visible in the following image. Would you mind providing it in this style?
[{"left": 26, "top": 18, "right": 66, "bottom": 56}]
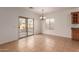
[
  {"left": 18, "top": 16, "right": 28, "bottom": 39},
  {"left": 18, "top": 16, "right": 34, "bottom": 39},
  {"left": 28, "top": 18, "right": 34, "bottom": 36}
]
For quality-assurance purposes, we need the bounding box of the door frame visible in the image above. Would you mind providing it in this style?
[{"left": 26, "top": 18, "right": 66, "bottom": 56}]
[
  {"left": 18, "top": 16, "right": 34, "bottom": 39},
  {"left": 18, "top": 16, "right": 28, "bottom": 39},
  {"left": 27, "top": 18, "right": 34, "bottom": 36}
]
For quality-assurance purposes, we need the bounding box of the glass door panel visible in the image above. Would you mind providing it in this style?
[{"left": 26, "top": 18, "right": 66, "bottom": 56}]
[
  {"left": 18, "top": 17, "right": 27, "bottom": 38},
  {"left": 28, "top": 18, "right": 34, "bottom": 36}
]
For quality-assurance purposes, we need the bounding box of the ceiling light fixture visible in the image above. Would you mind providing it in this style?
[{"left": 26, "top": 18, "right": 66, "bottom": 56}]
[{"left": 40, "top": 9, "right": 46, "bottom": 20}]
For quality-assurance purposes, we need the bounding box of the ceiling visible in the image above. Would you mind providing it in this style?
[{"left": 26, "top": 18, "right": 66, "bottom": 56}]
[{"left": 25, "top": 7, "right": 76, "bottom": 15}]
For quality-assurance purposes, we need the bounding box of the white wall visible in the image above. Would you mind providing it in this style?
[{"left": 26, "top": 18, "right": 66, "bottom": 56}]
[
  {"left": 0, "top": 7, "right": 41, "bottom": 44},
  {"left": 42, "top": 8, "right": 79, "bottom": 38}
]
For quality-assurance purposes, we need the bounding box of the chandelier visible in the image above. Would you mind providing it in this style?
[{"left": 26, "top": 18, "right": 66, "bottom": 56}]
[{"left": 40, "top": 9, "right": 46, "bottom": 20}]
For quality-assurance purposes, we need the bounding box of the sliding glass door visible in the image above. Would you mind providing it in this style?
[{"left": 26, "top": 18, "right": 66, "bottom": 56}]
[
  {"left": 18, "top": 16, "right": 28, "bottom": 38},
  {"left": 28, "top": 18, "right": 34, "bottom": 36},
  {"left": 18, "top": 16, "right": 34, "bottom": 39}
]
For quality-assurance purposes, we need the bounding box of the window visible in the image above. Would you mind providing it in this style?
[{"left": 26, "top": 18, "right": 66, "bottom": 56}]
[{"left": 45, "top": 18, "right": 55, "bottom": 30}]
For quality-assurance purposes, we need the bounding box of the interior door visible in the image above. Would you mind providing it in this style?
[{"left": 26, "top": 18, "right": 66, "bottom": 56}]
[{"left": 18, "top": 16, "right": 28, "bottom": 38}]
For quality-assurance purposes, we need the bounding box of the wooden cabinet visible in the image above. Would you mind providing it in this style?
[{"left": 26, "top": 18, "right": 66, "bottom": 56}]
[
  {"left": 72, "top": 28, "right": 79, "bottom": 40},
  {"left": 71, "top": 12, "right": 79, "bottom": 24}
]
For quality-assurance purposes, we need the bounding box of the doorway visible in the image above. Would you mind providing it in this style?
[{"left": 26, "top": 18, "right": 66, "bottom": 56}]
[{"left": 18, "top": 16, "right": 34, "bottom": 39}]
